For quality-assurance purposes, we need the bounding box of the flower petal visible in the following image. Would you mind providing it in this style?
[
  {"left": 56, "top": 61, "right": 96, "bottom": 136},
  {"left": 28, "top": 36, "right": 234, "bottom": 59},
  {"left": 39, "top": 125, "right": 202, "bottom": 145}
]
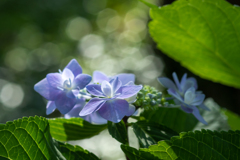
[
  {"left": 34, "top": 78, "right": 61, "bottom": 100},
  {"left": 187, "top": 77, "right": 198, "bottom": 90},
  {"left": 86, "top": 84, "right": 105, "bottom": 97},
  {"left": 62, "top": 68, "right": 74, "bottom": 82},
  {"left": 64, "top": 99, "right": 85, "bottom": 118},
  {"left": 46, "top": 101, "right": 56, "bottom": 115},
  {"left": 198, "top": 103, "right": 210, "bottom": 111},
  {"left": 98, "top": 99, "right": 129, "bottom": 123},
  {"left": 84, "top": 112, "right": 107, "bottom": 124},
  {"left": 158, "top": 77, "right": 177, "bottom": 90},
  {"left": 113, "top": 73, "right": 135, "bottom": 85},
  {"left": 80, "top": 98, "right": 106, "bottom": 116},
  {"left": 167, "top": 88, "right": 183, "bottom": 101},
  {"left": 47, "top": 73, "right": 64, "bottom": 89},
  {"left": 93, "top": 71, "right": 109, "bottom": 83},
  {"left": 55, "top": 92, "right": 77, "bottom": 114},
  {"left": 191, "top": 94, "right": 205, "bottom": 106},
  {"left": 110, "top": 77, "right": 122, "bottom": 93},
  {"left": 172, "top": 72, "right": 181, "bottom": 91},
  {"left": 180, "top": 73, "right": 187, "bottom": 88},
  {"left": 125, "top": 94, "right": 137, "bottom": 103},
  {"left": 126, "top": 104, "right": 136, "bottom": 116},
  {"left": 192, "top": 106, "right": 208, "bottom": 125},
  {"left": 65, "top": 59, "right": 82, "bottom": 77},
  {"left": 74, "top": 74, "right": 92, "bottom": 89},
  {"left": 101, "top": 80, "right": 113, "bottom": 97},
  {"left": 117, "top": 85, "right": 142, "bottom": 99},
  {"left": 180, "top": 104, "right": 193, "bottom": 113},
  {"left": 184, "top": 87, "right": 196, "bottom": 104}
]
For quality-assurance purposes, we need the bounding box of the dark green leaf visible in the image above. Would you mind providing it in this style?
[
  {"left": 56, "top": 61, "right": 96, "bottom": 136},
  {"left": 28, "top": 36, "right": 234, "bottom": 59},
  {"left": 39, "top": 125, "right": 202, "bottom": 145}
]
[
  {"left": 0, "top": 116, "right": 65, "bottom": 160},
  {"left": 108, "top": 120, "right": 128, "bottom": 144},
  {"left": 149, "top": 0, "right": 240, "bottom": 88},
  {"left": 48, "top": 118, "right": 107, "bottom": 141},
  {"left": 141, "top": 107, "right": 198, "bottom": 132},
  {"left": 132, "top": 121, "right": 178, "bottom": 148},
  {"left": 223, "top": 108, "right": 240, "bottom": 131},
  {"left": 121, "top": 145, "right": 159, "bottom": 160},
  {"left": 142, "top": 130, "right": 240, "bottom": 160},
  {"left": 55, "top": 140, "right": 100, "bottom": 160}
]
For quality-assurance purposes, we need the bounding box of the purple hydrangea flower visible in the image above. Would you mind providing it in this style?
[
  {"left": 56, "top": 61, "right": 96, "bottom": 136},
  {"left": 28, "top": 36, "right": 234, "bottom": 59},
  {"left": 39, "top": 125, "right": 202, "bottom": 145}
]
[
  {"left": 34, "top": 59, "right": 92, "bottom": 114},
  {"left": 158, "top": 72, "right": 209, "bottom": 124},
  {"left": 80, "top": 77, "right": 142, "bottom": 123}
]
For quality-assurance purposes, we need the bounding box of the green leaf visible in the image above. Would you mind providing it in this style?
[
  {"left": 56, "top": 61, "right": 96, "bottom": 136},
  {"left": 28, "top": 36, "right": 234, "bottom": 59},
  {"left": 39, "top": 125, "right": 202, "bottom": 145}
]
[
  {"left": 121, "top": 145, "right": 159, "bottom": 160},
  {"left": 0, "top": 116, "right": 65, "bottom": 160},
  {"left": 107, "top": 120, "right": 128, "bottom": 144},
  {"left": 132, "top": 121, "right": 178, "bottom": 148},
  {"left": 223, "top": 108, "right": 240, "bottom": 131},
  {"left": 149, "top": 0, "right": 240, "bottom": 88},
  {"left": 48, "top": 118, "right": 107, "bottom": 141},
  {"left": 55, "top": 141, "right": 100, "bottom": 160},
  {"left": 141, "top": 130, "right": 240, "bottom": 160},
  {"left": 138, "top": 0, "right": 158, "bottom": 9},
  {"left": 141, "top": 107, "right": 198, "bottom": 133}
]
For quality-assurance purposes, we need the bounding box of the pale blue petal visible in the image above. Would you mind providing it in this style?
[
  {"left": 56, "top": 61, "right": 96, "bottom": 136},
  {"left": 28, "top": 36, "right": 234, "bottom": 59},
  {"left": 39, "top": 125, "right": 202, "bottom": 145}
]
[
  {"left": 191, "top": 94, "right": 205, "bottom": 106},
  {"left": 80, "top": 98, "right": 106, "bottom": 116},
  {"left": 86, "top": 84, "right": 105, "bottom": 97},
  {"left": 158, "top": 77, "right": 177, "bottom": 90},
  {"left": 192, "top": 106, "right": 208, "bottom": 125},
  {"left": 93, "top": 71, "right": 109, "bottom": 83},
  {"left": 180, "top": 73, "right": 187, "bottom": 88},
  {"left": 46, "top": 101, "right": 56, "bottom": 115},
  {"left": 198, "top": 103, "right": 210, "bottom": 111},
  {"left": 84, "top": 112, "right": 107, "bottom": 124},
  {"left": 110, "top": 77, "right": 122, "bottom": 93},
  {"left": 101, "top": 80, "right": 112, "bottom": 97},
  {"left": 172, "top": 72, "right": 181, "bottom": 91},
  {"left": 167, "top": 88, "right": 183, "bottom": 101},
  {"left": 62, "top": 68, "right": 74, "bottom": 82},
  {"left": 65, "top": 59, "right": 82, "bottom": 77},
  {"left": 113, "top": 73, "right": 135, "bottom": 85},
  {"left": 184, "top": 87, "right": 196, "bottom": 104},
  {"left": 117, "top": 85, "right": 142, "bottom": 99},
  {"left": 64, "top": 99, "right": 85, "bottom": 118},
  {"left": 180, "top": 104, "right": 193, "bottom": 113},
  {"left": 98, "top": 99, "right": 129, "bottom": 123},
  {"left": 66, "top": 90, "right": 76, "bottom": 99},
  {"left": 47, "top": 73, "right": 64, "bottom": 89},
  {"left": 73, "top": 74, "right": 92, "bottom": 89},
  {"left": 55, "top": 92, "right": 77, "bottom": 114},
  {"left": 126, "top": 104, "right": 136, "bottom": 116},
  {"left": 34, "top": 78, "right": 61, "bottom": 100},
  {"left": 187, "top": 77, "right": 198, "bottom": 90}
]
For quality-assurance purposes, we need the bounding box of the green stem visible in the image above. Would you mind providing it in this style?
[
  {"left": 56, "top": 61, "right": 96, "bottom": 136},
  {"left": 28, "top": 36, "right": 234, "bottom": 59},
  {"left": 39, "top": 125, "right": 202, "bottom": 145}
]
[{"left": 122, "top": 116, "right": 130, "bottom": 160}]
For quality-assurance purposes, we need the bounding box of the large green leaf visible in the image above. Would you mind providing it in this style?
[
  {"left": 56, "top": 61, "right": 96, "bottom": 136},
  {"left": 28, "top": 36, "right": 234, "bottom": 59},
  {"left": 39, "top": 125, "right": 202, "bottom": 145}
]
[
  {"left": 108, "top": 120, "right": 128, "bottom": 144},
  {"left": 0, "top": 116, "right": 65, "bottom": 160},
  {"left": 132, "top": 121, "right": 178, "bottom": 148},
  {"left": 121, "top": 145, "right": 159, "bottom": 160},
  {"left": 223, "top": 109, "right": 240, "bottom": 131},
  {"left": 48, "top": 118, "right": 107, "bottom": 141},
  {"left": 55, "top": 141, "right": 100, "bottom": 160},
  {"left": 140, "top": 107, "right": 198, "bottom": 133},
  {"left": 142, "top": 130, "right": 240, "bottom": 160},
  {"left": 149, "top": 0, "right": 240, "bottom": 88}
]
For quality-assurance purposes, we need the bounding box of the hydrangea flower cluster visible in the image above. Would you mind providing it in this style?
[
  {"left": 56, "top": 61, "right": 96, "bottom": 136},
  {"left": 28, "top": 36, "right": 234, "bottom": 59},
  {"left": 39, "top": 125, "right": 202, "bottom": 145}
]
[
  {"left": 34, "top": 59, "right": 142, "bottom": 123},
  {"left": 158, "top": 72, "right": 209, "bottom": 124}
]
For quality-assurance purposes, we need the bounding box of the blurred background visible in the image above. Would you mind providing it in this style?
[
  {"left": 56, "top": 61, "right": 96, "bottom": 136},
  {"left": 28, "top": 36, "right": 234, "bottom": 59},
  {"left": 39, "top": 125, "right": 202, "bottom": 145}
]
[
  {"left": 0, "top": 0, "right": 240, "bottom": 122},
  {"left": 1, "top": 0, "right": 240, "bottom": 159}
]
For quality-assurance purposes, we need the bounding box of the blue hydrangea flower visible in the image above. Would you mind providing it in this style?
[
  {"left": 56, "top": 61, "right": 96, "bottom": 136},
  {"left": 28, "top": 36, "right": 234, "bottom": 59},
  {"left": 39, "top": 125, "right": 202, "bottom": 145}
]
[
  {"left": 158, "top": 72, "right": 209, "bottom": 124},
  {"left": 80, "top": 77, "right": 142, "bottom": 123},
  {"left": 34, "top": 59, "right": 92, "bottom": 114},
  {"left": 93, "top": 71, "right": 135, "bottom": 85}
]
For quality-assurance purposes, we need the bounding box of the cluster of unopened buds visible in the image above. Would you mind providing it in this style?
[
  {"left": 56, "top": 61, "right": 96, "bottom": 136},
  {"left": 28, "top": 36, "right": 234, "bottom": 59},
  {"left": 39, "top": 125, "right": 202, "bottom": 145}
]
[{"left": 34, "top": 59, "right": 209, "bottom": 124}]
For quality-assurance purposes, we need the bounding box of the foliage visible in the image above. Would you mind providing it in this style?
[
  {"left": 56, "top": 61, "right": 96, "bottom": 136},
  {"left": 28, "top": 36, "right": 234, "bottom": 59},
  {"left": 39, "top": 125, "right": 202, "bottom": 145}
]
[
  {"left": 108, "top": 120, "right": 128, "bottom": 144},
  {"left": 48, "top": 117, "right": 107, "bottom": 141},
  {"left": 149, "top": 0, "right": 240, "bottom": 88}
]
